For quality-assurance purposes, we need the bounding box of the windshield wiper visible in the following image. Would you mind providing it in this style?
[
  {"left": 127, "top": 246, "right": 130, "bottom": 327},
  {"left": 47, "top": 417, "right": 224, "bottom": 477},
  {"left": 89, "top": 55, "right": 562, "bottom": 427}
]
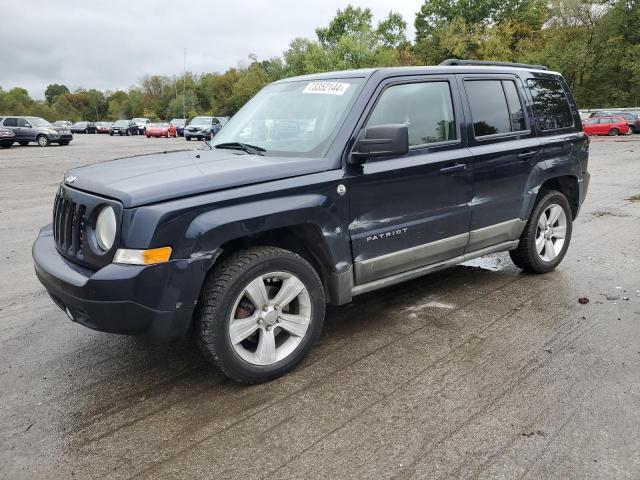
[{"left": 214, "top": 142, "right": 266, "bottom": 156}]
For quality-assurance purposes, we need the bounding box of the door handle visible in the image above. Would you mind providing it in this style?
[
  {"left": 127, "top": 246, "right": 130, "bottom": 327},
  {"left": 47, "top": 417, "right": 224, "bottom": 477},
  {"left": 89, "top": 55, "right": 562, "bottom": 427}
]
[
  {"left": 439, "top": 163, "right": 467, "bottom": 174},
  {"left": 517, "top": 150, "right": 539, "bottom": 159}
]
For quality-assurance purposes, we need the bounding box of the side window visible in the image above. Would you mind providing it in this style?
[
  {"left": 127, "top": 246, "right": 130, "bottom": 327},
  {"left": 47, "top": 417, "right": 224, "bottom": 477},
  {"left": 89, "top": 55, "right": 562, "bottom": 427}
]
[
  {"left": 366, "top": 81, "right": 457, "bottom": 146},
  {"left": 465, "top": 79, "right": 527, "bottom": 137},
  {"left": 502, "top": 81, "right": 527, "bottom": 131},
  {"left": 17, "top": 118, "right": 30, "bottom": 127},
  {"left": 212, "top": 118, "right": 220, "bottom": 125},
  {"left": 527, "top": 78, "right": 573, "bottom": 131},
  {"left": 3, "top": 117, "right": 18, "bottom": 127}
]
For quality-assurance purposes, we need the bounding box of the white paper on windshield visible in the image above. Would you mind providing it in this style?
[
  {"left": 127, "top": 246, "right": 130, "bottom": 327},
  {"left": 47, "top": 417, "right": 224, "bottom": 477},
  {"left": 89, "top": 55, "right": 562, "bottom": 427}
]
[{"left": 303, "top": 81, "right": 350, "bottom": 95}]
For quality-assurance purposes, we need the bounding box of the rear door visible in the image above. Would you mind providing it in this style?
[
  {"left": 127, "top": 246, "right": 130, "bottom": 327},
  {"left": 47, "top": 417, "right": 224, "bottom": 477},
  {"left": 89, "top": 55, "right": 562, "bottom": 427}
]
[
  {"left": 348, "top": 75, "right": 473, "bottom": 284},
  {"left": 2, "top": 117, "right": 19, "bottom": 139},
  {"left": 458, "top": 74, "right": 539, "bottom": 252}
]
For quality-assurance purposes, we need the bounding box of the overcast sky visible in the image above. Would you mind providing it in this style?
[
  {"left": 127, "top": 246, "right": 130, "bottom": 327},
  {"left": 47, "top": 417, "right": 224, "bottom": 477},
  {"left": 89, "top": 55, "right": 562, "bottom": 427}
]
[{"left": 0, "top": 0, "right": 422, "bottom": 99}]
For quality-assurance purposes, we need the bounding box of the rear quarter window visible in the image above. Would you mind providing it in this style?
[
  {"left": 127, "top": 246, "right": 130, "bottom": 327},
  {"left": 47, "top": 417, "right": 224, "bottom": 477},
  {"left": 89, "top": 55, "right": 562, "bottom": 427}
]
[{"left": 527, "top": 78, "right": 574, "bottom": 132}]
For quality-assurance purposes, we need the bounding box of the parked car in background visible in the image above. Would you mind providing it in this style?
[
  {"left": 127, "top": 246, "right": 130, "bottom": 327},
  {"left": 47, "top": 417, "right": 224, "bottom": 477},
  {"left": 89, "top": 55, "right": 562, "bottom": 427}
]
[
  {"left": 132, "top": 118, "right": 151, "bottom": 134},
  {"left": 145, "top": 122, "right": 175, "bottom": 138},
  {"left": 53, "top": 121, "right": 73, "bottom": 128},
  {"left": 95, "top": 122, "right": 112, "bottom": 134},
  {"left": 0, "top": 125, "right": 16, "bottom": 148},
  {"left": 1, "top": 116, "right": 72, "bottom": 146},
  {"left": 110, "top": 120, "right": 138, "bottom": 136},
  {"left": 604, "top": 112, "right": 640, "bottom": 133},
  {"left": 184, "top": 116, "right": 222, "bottom": 141},
  {"left": 169, "top": 118, "right": 186, "bottom": 137},
  {"left": 582, "top": 116, "right": 630, "bottom": 136},
  {"left": 70, "top": 121, "right": 96, "bottom": 134}
]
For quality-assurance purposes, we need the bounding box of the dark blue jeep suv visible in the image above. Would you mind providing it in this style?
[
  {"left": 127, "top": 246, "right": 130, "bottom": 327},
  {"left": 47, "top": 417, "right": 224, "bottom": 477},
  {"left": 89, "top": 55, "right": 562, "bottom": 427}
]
[{"left": 32, "top": 60, "right": 589, "bottom": 383}]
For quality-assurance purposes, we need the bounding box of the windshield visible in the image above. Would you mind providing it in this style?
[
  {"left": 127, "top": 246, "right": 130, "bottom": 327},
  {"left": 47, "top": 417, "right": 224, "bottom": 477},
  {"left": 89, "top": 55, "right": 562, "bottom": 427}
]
[
  {"left": 132, "top": 118, "right": 147, "bottom": 122},
  {"left": 29, "top": 117, "right": 52, "bottom": 127},
  {"left": 170, "top": 118, "right": 186, "bottom": 125},
  {"left": 190, "top": 117, "right": 211, "bottom": 125},
  {"left": 151, "top": 123, "right": 169, "bottom": 127},
  {"left": 115, "top": 120, "right": 129, "bottom": 126},
  {"left": 211, "top": 78, "right": 363, "bottom": 157}
]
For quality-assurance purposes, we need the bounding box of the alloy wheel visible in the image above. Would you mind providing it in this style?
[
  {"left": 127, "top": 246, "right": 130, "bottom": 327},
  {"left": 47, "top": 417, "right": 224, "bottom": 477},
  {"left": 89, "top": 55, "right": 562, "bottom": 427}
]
[
  {"left": 535, "top": 203, "right": 567, "bottom": 262},
  {"left": 228, "top": 271, "right": 311, "bottom": 366}
]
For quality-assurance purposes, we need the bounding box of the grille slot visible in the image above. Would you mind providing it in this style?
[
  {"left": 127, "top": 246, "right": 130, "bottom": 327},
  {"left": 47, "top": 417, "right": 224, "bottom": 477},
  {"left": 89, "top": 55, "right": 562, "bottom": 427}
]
[{"left": 53, "top": 192, "right": 86, "bottom": 256}]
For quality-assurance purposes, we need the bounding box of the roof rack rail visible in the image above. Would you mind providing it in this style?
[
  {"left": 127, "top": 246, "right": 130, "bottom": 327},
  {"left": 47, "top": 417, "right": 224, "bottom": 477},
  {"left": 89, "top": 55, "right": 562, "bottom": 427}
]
[{"left": 439, "top": 59, "right": 549, "bottom": 71}]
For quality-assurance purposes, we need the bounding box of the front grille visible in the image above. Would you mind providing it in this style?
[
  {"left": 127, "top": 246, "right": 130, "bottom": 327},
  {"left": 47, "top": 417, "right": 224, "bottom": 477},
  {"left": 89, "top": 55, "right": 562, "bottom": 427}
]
[{"left": 52, "top": 192, "right": 86, "bottom": 256}]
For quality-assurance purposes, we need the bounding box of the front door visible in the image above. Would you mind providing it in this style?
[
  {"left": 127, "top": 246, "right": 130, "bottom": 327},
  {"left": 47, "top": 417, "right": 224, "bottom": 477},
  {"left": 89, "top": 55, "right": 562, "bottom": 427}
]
[
  {"left": 348, "top": 76, "right": 473, "bottom": 285},
  {"left": 17, "top": 118, "right": 36, "bottom": 141}
]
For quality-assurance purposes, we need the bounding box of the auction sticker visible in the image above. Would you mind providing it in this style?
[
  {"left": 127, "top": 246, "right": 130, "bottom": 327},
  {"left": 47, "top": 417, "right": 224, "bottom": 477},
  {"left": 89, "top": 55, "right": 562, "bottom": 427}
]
[{"left": 303, "top": 81, "right": 350, "bottom": 95}]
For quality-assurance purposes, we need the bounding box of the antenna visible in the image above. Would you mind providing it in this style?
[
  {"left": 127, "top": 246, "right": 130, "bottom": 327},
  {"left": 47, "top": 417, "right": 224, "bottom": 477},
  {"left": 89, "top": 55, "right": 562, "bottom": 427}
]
[{"left": 183, "top": 48, "right": 186, "bottom": 120}]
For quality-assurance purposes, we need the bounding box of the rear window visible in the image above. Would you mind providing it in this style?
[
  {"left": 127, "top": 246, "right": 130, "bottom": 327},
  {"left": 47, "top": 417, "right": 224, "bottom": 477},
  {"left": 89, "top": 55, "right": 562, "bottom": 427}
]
[
  {"left": 527, "top": 78, "right": 573, "bottom": 131},
  {"left": 465, "top": 80, "right": 527, "bottom": 137},
  {"left": 3, "top": 118, "right": 17, "bottom": 127}
]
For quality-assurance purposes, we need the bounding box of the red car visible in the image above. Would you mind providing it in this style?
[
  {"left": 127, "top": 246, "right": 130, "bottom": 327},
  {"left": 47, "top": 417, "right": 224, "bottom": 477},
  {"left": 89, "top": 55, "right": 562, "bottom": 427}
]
[
  {"left": 145, "top": 122, "right": 176, "bottom": 138},
  {"left": 95, "top": 122, "right": 112, "bottom": 134},
  {"left": 582, "top": 116, "right": 630, "bottom": 136}
]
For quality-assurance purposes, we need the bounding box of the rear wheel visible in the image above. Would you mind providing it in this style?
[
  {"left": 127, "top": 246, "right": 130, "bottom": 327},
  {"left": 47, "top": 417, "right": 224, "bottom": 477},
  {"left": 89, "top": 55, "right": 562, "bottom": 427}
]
[
  {"left": 608, "top": 128, "right": 620, "bottom": 136},
  {"left": 19, "top": 141, "right": 29, "bottom": 146},
  {"left": 196, "top": 246, "right": 325, "bottom": 384},
  {"left": 510, "top": 190, "right": 572, "bottom": 274},
  {"left": 37, "top": 135, "right": 50, "bottom": 147},
  {"left": 185, "top": 136, "right": 191, "bottom": 141},
  {"left": 59, "top": 141, "right": 70, "bottom": 146}
]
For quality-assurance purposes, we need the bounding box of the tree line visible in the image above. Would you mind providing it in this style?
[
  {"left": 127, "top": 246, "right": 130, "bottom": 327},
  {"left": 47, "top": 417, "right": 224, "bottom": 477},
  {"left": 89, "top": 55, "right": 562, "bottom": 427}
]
[{"left": 1, "top": 0, "right": 638, "bottom": 122}]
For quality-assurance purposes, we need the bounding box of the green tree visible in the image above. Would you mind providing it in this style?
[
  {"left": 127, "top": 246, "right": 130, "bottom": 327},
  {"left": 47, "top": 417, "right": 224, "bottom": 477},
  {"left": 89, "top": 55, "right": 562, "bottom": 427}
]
[{"left": 44, "top": 84, "right": 70, "bottom": 106}]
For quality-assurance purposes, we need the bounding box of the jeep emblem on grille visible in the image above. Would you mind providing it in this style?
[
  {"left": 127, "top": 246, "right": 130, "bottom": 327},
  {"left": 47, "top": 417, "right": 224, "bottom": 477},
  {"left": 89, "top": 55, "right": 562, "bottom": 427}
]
[{"left": 65, "top": 175, "right": 77, "bottom": 184}]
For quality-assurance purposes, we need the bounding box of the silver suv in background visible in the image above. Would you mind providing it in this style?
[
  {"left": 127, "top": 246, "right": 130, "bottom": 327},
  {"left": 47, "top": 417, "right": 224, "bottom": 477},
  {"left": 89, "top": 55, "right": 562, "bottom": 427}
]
[
  {"left": 1, "top": 116, "right": 73, "bottom": 146},
  {"left": 132, "top": 117, "right": 151, "bottom": 134}
]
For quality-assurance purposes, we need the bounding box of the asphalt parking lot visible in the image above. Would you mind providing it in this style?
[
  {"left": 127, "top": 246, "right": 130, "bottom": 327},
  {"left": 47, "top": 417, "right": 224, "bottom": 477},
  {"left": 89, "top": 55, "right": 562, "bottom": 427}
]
[{"left": 1, "top": 134, "right": 639, "bottom": 479}]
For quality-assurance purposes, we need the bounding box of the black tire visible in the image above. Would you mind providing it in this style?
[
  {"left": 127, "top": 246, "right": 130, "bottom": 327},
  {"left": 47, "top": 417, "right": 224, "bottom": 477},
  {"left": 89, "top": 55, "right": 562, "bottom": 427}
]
[
  {"left": 196, "top": 246, "right": 325, "bottom": 384},
  {"left": 1, "top": 144, "right": 11, "bottom": 149},
  {"left": 608, "top": 128, "right": 619, "bottom": 136},
  {"left": 109, "top": 133, "right": 113, "bottom": 136},
  {"left": 59, "top": 141, "right": 70, "bottom": 146},
  {"left": 509, "top": 190, "right": 573, "bottom": 274},
  {"left": 19, "top": 141, "right": 29, "bottom": 146},
  {"left": 185, "top": 136, "right": 191, "bottom": 141},
  {"left": 37, "top": 135, "right": 50, "bottom": 147}
]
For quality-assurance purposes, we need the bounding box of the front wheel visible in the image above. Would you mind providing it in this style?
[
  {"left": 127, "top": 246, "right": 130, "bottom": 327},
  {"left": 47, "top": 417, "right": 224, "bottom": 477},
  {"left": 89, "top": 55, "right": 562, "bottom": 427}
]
[
  {"left": 37, "top": 135, "right": 50, "bottom": 147},
  {"left": 19, "top": 141, "right": 29, "bottom": 146},
  {"left": 510, "top": 190, "right": 572, "bottom": 274},
  {"left": 196, "top": 246, "right": 325, "bottom": 384},
  {"left": 185, "top": 136, "right": 191, "bottom": 141},
  {"left": 608, "top": 128, "right": 620, "bottom": 136},
  {"left": 59, "top": 141, "right": 70, "bottom": 146}
]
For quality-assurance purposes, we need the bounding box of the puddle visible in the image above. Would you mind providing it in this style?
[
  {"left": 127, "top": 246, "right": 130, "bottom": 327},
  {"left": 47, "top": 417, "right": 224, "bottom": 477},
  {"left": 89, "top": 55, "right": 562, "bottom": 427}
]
[
  {"left": 461, "top": 254, "right": 507, "bottom": 272},
  {"left": 591, "top": 210, "right": 630, "bottom": 218}
]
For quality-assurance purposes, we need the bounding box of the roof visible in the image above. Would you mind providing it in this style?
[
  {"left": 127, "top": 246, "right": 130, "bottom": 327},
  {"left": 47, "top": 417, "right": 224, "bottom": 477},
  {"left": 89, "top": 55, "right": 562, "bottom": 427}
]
[{"left": 273, "top": 64, "right": 561, "bottom": 84}]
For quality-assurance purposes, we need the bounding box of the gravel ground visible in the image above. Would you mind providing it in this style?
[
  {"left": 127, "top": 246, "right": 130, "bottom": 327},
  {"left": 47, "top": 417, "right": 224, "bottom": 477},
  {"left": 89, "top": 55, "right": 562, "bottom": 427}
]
[{"left": 0, "top": 134, "right": 639, "bottom": 479}]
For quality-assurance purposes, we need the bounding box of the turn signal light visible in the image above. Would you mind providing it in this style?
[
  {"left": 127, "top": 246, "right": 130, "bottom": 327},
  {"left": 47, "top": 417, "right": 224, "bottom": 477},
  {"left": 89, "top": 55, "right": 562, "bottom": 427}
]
[{"left": 113, "top": 246, "right": 172, "bottom": 265}]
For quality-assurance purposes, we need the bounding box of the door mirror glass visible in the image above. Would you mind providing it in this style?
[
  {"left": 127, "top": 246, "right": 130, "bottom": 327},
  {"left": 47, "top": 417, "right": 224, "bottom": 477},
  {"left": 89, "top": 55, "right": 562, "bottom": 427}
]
[{"left": 351, "top": 124, "right": 409, "bottom": 164}]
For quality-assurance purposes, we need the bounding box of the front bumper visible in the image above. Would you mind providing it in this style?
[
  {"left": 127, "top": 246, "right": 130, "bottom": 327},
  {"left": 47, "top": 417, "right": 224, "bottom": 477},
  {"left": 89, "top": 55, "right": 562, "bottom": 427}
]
[
  {"left": 32, "top": 225, "right": 215, "bottom": 340},
  {"left": 185, "top": 130, "right": 210, "bottom": 138}
]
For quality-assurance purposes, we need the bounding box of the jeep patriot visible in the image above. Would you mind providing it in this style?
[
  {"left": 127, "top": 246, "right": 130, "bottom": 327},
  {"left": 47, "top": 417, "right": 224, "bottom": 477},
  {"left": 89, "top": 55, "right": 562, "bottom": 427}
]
[{"left": 32, "top": 60, "right": 590, "bottom": 383}]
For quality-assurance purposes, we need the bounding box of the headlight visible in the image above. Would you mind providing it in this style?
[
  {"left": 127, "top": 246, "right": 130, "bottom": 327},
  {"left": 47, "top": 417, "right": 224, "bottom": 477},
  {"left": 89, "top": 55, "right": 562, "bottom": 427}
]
[
  {"left": 95, "top": 206, "right": 117, "bottom": 251},
  {"left": 48, "top": 129, "right": 58, "bottom": 134}
]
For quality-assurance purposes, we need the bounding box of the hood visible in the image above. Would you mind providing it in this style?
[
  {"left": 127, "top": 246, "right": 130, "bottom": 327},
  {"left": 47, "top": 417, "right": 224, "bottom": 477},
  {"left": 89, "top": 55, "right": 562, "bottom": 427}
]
[
  {"left": 52, "top": 126, "right": 70, "bottom": 132},
  {"left": 64, "top": 149, "right": 332, "bottom": 207}
]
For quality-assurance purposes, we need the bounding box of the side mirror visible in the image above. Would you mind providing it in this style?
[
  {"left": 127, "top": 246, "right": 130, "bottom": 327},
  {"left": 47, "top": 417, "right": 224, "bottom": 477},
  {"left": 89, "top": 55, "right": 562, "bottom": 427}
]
[
  {"left": 24, "top": 123, "right": 32, "bottom": 128},
  {"left": 350, "top": 124, "right": 409, "bottom": 164}
]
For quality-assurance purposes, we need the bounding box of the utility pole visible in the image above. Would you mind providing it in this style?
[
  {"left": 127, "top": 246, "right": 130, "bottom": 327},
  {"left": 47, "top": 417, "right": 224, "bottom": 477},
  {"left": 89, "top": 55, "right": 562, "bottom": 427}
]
[{"left": 183, "top": 48, "right": 186, "bottom": 120}]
